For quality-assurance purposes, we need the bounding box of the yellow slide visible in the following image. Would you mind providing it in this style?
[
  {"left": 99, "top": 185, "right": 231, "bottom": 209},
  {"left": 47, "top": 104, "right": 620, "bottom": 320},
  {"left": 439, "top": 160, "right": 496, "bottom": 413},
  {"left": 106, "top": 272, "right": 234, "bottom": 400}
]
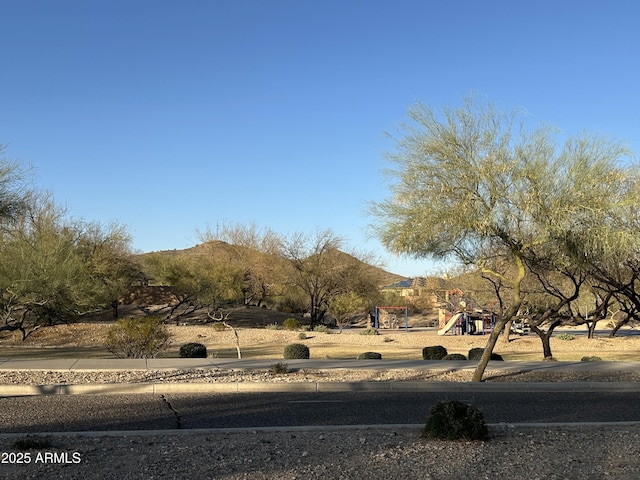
[{"left": 437, "top": 312, "right": 464, "bottom": 336}]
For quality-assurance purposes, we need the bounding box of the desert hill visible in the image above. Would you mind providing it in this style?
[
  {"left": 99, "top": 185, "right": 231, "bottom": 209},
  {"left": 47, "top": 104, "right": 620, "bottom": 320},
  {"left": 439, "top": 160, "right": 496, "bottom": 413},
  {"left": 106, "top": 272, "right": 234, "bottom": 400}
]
[{"left": 138, "top": 241, "right": 406, "bottom": 288}]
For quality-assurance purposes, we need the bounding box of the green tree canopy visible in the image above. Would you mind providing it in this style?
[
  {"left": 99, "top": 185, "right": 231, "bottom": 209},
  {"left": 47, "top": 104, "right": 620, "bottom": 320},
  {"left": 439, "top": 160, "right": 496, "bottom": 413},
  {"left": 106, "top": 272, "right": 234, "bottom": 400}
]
[{"left": 372, "top": 96, "right": 637, "bottom": 380}]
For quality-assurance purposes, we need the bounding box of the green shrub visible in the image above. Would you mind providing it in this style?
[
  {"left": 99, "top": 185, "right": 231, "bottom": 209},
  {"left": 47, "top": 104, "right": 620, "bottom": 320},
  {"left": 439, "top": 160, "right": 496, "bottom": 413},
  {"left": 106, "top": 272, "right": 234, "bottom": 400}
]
[
  {"left": 283, "top": 318, "right": 301, "bottom": 330},
  {"left": 422, "top": 346, "right": 448, "bottom": 360},
  {"left": 212, "top": 322, "right": 226, "bottom": 332},
  {"left": 468, "top": 347, "right": 504, "bottom": 361},
  {"left": 298, "top": 332, "right": 308, "bottom": 340},
  {"left": 425, "top": 400, "right": 489, "bottom": 441},
  {"left": 581, "top": 355, "right": 603, "bottom": 362},
  {"left": 444, "top": 353, "right": 467, "bottom": 360},
  {"left": 359, "top": 328, "right": 379, "bottom": 336},
  {"left": 313, "top": 325, "right": 331, "bottom": 334},
  {"left": 283, "top": 343, "right": 310, "bottom": 359},
  {"left": 357, "top": 352, "right": 382, "bottom": 360},
  {"left": 105, "top": 317, "right": 171, "bottom": 359},
  {"left": 557, "top": 333, "right": 575, "bottom": 340},
  {"left": 270, "top": 362, "right": 290, "bottom": 374},
  {"left": 179, "top": 342, "right": 207, "bottom": 358}
]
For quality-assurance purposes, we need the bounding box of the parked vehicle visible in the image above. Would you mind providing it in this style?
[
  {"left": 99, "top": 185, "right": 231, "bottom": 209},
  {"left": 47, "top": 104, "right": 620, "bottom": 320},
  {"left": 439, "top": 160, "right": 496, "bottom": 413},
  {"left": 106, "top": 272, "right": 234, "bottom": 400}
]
[{"left": 510, "top": 320, "right": 530, "bottom": 335}]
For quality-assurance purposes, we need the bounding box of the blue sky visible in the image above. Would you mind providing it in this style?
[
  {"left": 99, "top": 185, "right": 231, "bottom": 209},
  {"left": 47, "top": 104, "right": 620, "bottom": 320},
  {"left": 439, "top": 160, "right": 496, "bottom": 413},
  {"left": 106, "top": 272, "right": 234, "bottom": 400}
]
[{"left": 1, "top": 1, "right": 639, "bottom": 277}]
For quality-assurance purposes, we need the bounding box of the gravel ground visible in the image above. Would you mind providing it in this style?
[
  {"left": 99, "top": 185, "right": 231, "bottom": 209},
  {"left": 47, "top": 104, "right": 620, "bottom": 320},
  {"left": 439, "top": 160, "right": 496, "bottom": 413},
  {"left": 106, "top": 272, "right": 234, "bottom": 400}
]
[
  {"left": 2, "top": 368, "right": 640, "bottom": 385},
  {"left": 1, "top": 370, "right": 639, "bottom": 479},
  {"left": 2, "top": 322, "right": 639, "bottom": 479},
  {"left": 1, "top": 425, "right": 639, "bottom": 479}
]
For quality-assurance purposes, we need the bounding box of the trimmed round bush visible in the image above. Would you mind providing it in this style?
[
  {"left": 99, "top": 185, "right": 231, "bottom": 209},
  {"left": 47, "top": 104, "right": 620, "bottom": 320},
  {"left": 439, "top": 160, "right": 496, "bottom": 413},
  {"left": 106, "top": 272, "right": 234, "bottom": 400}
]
[
  {"left": 444, "top": 353, "right": 467, "bottom": 360},
  {"left": 422, "top": 346, "right": 448, "bottom": 360},
  {"left": 179, "top": 342, "right": 207, "bottom": 358},
  {"left": 357, "top": 352, "right": 382, "bottom": 360},
  {"left": 468, "top": 347, "right": 504, "bottom": 361},
  {"left": 283, "top": 343, "right": 310, "bottom": 359},
  {"left": 425, "top": 400, "right": 489, "bottom": 441},
  {"left": 581, "top": 355, "right": 603, "bottom": 362}
]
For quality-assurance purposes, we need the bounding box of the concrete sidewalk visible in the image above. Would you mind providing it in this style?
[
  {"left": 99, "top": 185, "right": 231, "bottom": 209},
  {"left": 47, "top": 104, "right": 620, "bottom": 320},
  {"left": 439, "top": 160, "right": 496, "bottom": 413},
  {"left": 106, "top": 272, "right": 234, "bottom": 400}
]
[
  {"left": 0, "top": 357, "right": 639, "bottom": 373},
  {"left": 0, "top": 358, "right": 638, "bottom": 396}
]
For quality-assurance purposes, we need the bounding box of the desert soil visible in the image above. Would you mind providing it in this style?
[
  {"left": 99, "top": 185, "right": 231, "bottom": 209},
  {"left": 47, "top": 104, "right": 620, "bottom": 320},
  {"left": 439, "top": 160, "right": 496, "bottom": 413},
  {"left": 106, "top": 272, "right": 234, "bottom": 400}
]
[
  {"left": 1, "top": 318, "right": 640, "bottom": 479},
  {"left": 2, "top": 321, "right": 639, "bottom": 361},
  {"left": 1, "top": 322, "right": 640, "bottom": 384}
]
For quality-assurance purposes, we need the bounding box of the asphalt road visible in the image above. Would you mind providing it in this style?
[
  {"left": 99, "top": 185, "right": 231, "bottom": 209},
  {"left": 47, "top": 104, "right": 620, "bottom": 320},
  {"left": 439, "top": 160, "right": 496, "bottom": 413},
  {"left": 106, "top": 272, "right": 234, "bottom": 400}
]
[{"left": 2, "top": 391, "right": 640, "bottom": 434}]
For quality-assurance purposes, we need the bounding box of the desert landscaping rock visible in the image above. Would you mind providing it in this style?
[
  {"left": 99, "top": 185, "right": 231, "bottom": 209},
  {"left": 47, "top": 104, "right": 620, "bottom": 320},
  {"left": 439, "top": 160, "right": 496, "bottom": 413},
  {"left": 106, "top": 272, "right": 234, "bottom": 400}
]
[
  {"left": 2, "top": 321, "right": 639, "bottom": 478},
  {"left": 2, "top": 368, "right": 640, "bottom": 386},
  {"left": 1, "top": 425, "right": 639, "bottom": 479}
]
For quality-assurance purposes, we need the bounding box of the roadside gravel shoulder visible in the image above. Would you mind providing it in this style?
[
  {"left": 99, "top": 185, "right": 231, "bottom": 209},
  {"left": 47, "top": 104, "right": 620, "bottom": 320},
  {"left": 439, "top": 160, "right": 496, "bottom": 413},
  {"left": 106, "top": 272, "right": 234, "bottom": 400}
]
[
  {"left": 2, "top": 365, "right": 639, "bottom": 478},
  {"left": 1, "top": 424, "right": 638, "bottom": 479}
]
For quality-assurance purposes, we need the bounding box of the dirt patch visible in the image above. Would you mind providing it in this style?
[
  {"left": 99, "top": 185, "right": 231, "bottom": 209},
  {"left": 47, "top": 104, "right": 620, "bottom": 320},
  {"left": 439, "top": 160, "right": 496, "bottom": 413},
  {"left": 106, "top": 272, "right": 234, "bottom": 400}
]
[{"left": 1, "top": 319, "right": 639, "bottom": 361}]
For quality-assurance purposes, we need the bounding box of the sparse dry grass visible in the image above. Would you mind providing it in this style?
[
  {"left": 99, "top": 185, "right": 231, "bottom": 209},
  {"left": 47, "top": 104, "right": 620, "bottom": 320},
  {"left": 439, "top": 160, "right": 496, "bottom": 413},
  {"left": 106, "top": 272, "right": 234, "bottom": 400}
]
[{"left": 1, "top": 319, "right": 639, "bottom": 360}]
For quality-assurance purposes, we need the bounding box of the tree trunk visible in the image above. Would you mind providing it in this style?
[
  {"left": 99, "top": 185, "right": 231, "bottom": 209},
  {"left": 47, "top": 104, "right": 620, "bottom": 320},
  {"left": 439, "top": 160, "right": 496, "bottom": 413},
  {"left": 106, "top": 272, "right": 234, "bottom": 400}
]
[
  {"left": 587, "top": 320, "right": 598, "bottom": 339},
  {"left": 472, "top": 316, "right": 509, "bottom": 382},
  {"left": 472, "top": 255, "right": 526, "bottom": 382},
  {"left": 531, "top": 321, "right": 561, "bottom": 360},
  {"left": 501, "top": 319, "right": 514, "bottom": 343},
  {"left": 541, "top": 334, "right": 552, "bottom": 359},
  {"left": 223, "top": 321, "right": 242, "bottom": 359},
  {"left": 610, "top": 318, "right": 628, "bottom": 337},
  {"left": 111, "top": 300, "right": 119, "bottom": 319}
]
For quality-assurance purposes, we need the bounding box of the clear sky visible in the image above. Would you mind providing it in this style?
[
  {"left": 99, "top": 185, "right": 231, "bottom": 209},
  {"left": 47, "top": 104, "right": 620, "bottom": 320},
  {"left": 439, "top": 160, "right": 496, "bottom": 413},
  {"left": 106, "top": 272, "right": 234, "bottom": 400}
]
[{"left": 1, "top": 1, "right": 639, "bottom": 277}]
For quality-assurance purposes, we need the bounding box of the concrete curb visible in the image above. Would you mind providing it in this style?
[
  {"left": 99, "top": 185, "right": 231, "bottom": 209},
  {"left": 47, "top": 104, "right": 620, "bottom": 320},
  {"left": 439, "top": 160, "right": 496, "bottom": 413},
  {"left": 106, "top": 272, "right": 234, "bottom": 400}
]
[{"left": 2, "top": 380, "right": 640, "bottom": 396}]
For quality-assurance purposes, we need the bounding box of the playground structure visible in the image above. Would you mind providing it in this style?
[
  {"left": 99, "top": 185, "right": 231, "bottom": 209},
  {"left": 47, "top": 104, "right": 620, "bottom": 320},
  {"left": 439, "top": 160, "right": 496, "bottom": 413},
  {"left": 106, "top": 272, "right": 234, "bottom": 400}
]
[
  {"left": 373, "top": 305, "right": 409, "bottom": 330},
  {"left": 437, "top": 288, "right": 497, "bottom": 336},
  {"left": 437, "top": 310, "right": 497, "bottom": 335}
]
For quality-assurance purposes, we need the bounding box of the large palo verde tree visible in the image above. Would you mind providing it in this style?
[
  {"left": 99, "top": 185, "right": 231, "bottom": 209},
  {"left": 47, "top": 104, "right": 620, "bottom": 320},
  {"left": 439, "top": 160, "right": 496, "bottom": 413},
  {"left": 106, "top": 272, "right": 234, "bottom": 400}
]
[{"left": 372, "top": 96, "right": 635, "bottom": 381}]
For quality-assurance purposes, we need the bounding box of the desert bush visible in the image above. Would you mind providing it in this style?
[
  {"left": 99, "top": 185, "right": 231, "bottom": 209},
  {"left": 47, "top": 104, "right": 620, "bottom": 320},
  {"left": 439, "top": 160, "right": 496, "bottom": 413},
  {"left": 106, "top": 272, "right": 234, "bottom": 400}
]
[
  {"left": 270, "top": 362, "right": 290, "bottom": 374},
  {"left": 298, "top": 332, "right": 308, "bottom": 340},
  {"left": 313, "top": 325, "right": 331, "bottom": 334},
  {"left": 581, "top": 355, "right": 603, "bottom": 362},
  {"left": 557, "top": 333, "right": 575, "bottom": 340},
  {"left": 212, "top": 322, "right": 226, "bottom": 332},
  {"left": 359, "top": 327, "right": 379, "bottom": 336},
  {"left": 422, "top": 346, "right": 448, "bottom": 360},
  {"left": 468, "top": 348, "right": 504, "bottom": 361},
  {"left": 424, "top": 400, "right": 489, "bottom": 441},
  {"left": 105, "top": 317, "right": 171, "bottom": 359},
  {"left": 357, "top": 352, "right": 382, "bottom": 359},
  {"left": 283, "top": 318, "right": 301, "bottom": 331},
  {"left": 283, "top": 343, "right": 310, "bottom": 359},
  {"left": 444, "top": 353, "right": 467, "bottom": 360},
  {"left": 265, "top": 323, "right": 281, "bottom": 330},
  {"left": 179, "top": 342, "right": 207, "bottom": 358}
]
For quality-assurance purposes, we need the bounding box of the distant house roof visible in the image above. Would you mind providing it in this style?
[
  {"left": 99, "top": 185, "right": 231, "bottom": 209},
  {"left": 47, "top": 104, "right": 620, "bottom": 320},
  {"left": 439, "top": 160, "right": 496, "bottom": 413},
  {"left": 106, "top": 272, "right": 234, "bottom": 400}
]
[
  {"left": 382, "top": 276, "right": 445, "bottom": 290},
  {"left": 383, "top": 277, "right": 421, "bottom": 289}
]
